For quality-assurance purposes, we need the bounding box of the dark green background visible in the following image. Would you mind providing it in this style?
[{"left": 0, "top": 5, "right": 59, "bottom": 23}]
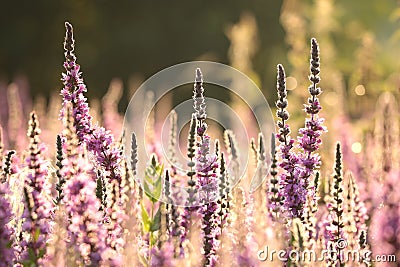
[{"left": 0, "top": 1, "right": 285, "bottom": 102}]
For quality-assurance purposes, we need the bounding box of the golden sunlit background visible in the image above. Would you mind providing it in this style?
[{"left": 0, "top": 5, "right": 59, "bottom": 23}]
[
  {"left": 1, "top": 2, "right": 400, "bottom": 265},
  {"left": 1, "top": 0, "right": 400, "bottom": 157}
]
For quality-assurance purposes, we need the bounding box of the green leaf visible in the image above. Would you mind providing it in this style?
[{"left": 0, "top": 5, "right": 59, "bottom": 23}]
[
  {"left": 141, "top": 201, "right": 151, "bottom": 233},
  {"left": 143, "top": 180, "right": 154, "bottom": 201},
  {"left": 152, "top": 174, "right": 162, "bottom": 201},
  {"left": 143, "top": 162, "right": 164, "bottom": 202},
  {"left": 150, "top": 207, "right": 161, "bottom": 232}
]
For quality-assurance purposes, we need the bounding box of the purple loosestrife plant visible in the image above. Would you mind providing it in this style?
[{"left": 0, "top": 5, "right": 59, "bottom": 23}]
[
  {"left": 197, "top": 135, "right": 220, "bottom": 267},
  {"left": 323, "top": 143, "right": 345, "bottom": 267},
  {"left": 0, "top": 182, "right": 15, "bottom": 266},
  {"left": 275, "top": 64, "right": 302, "bottom": 219},
  {"left": 180, "top": 114, "right": 198, "bottom": 256},
  {"left": 54, "top": 134, "right": 65, "bottom": 205},
  {"left": 104, "top": 178, "right": 126, "bottom": 254},
  {"left": 193, "top": 68, "right": 207, "bottom": 136},
  {"left": 276, "top": 38, "right": 326, "bottom": 220},
  {"left": 129, "top": 132, "right": 142, "bottom": 222},
  {"left": 20, "top": 112, "right": 52, "bottom": 265},
  {"left": 217, "top": 150, "right": 229, "bottom": 230},
  {"left": 64, "top": 156, "right": 115, "bottom": 266},
  {"left": 61, "top": 22, "right": 122, "bottom": 185},
  {"left": 192, "top": 69, "right": 221, "bottom": 267},
  {"left": 296, "top": 38, "right": 326, "bottom": 214},
  {"left": 61, "top": 112, "right": 117, "bottom": 266},
  {"left": 267, "top": 134, "right": 283, "bottom": 221},
  {"left": 61, "top": 22, "right": 92, "bottom": 141},
  {"left": 61, "top": 23, "right": 126, "bottom": 254},
  {"left": 163, "top": 170, "right": 172, "bottom": 236}
]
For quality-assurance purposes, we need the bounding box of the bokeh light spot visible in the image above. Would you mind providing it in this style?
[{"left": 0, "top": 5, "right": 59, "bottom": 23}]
[
  {"left": 286, "top": 76, "right": 297, "bottom": 90},
  {"left": 355, "top": 85, "right": 366, "bottom": 96},
  {"left": 351, "top": 142, "right": 362, "bottom": 153},
  {"left": 323, "top": 91, "right": 338, "bottom": 106}
]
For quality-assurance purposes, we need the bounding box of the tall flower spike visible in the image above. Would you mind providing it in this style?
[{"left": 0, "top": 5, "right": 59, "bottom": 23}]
[
  {"left": 300, "top": 38, "right": 326, "bottom": 152},
  {"left": 164, "top": 170, "right": 171, "bottom": 236},
  {"left": 130, "top": 132, "right": 138, "bottom": 178},
  {"left": 275, "top": 64, "right": 302, "bottom": 219},
  {"left": 268, "top": 134, "right": 281, "bottom": 220},
  {"left": 323, "top": 143, "right": 345, "bottom": 266},
  {"left": 63, "top": 152, "right": 113, "bottom": 266},
  {"left": 186, "top": 114, "right": 198, "bottom": 204},
  {"left": 197, "top": 135, "right": 220, "bottom": 267},
  {"left": 0, "top": 182, "right": 15, "bottom": 266},
  {"left": 20, "top": 112, "right": 52, "bottom": 265},
  {"left": 168, "top": 110, "right": 178, "bottom": 169},
  {"left": 180, "top": 114, "right": 198, "bottom": 256},
  {"left": 61, "top": 22, "right": 123, "bottom": 188},
  {"left": 276, "top": 64, "right": 290, "bottom": 142},
  {"left": 193, "top": 68, "right": 207, "bottom": 136},
  {"left": 164, "top": 170, "right": 180, "bottom": 245},
  {"left": 105, "top": 178, "right": 125, "bottom": 253},
  {"left": 61, "top": 108, "right": 118, "bottom": 265},
  {"left": 54, "top": 135, "right": 65, "bottom": 205},
  {"left": 192, "top": 73, "right": 220, "bottom": 265},
  {"left": 217, "top": 148, "right": 228, "bottom": 227},
  {"left": 61, "top": 22, "right": 92, "bottom": 140}
]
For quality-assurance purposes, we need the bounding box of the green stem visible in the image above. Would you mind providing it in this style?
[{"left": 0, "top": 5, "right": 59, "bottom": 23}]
[{"left": 148, "top": 201, "right": 155, "bottom": 263}]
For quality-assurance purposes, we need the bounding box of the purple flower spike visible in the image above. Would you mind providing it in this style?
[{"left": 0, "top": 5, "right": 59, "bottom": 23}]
[
  {"left": 61, "top": 22, "right": 93, "bottom": 141},
  {"left": 0, "top": 183, "right": 15, "bottom": 266},
  {"left": 62, "top": 142, "right": 117, "bottom": 266},
  {"left": 193, "top": 68, "right": 207, "bottom": 136},
  {"left": 295, "top": 38, "right": 326, "bottom": 214},
  {"left": 20, "top": 112, "right": 52, "bottom": 265},
  {"left": 61, "top": 22, "right": 122, "bottom": 185},
  {"left": 275, "top": 64, "right": 302, "bottom": 218},
  {"left": 275, "top": 39, "right": 326, "bottom": 220},
  {"left": 197, "top": 136, "right": 220, "bottom": 267}
]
